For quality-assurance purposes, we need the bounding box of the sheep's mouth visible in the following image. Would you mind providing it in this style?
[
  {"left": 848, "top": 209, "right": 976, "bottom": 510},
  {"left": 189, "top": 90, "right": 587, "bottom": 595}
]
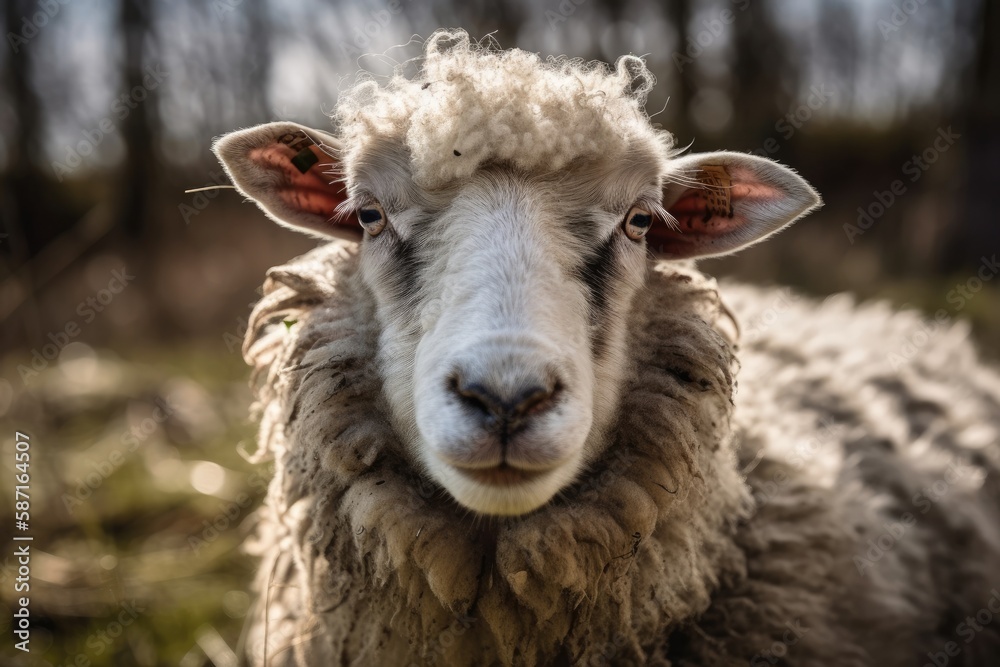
[{"left": 456, "top": 463, "right": 548, "bottom": 487}]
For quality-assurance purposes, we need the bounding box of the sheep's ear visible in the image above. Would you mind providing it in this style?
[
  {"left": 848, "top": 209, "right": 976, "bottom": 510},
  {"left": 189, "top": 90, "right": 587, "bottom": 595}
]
[
  {"left": 649, "top": 152, "right": 821, "bottom": 259},
  {"left": 213, "top": 121, "right": 358, "bottom": 240}
]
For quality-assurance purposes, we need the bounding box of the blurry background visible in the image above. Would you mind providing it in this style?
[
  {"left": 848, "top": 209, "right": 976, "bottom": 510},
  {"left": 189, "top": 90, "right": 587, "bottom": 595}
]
[{"left": 0, "top": 0, "right": 997, "bottom": 664}]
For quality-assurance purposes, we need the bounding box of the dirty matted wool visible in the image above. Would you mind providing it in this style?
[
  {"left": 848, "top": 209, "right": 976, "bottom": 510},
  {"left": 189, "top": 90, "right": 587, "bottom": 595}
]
[
  {"left": 230, "top": 29, "right": 1000, "bottom": 667},
  {"left": 241, "top": 241, "right": 750, "bottom": 665},
  {"left": 240, "top": 243, "right": 1000, "bottom": 666}
]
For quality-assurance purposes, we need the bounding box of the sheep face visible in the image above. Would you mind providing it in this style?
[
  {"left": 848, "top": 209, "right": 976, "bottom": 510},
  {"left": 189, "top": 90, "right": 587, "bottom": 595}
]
[
  {"left": 215, "top": 118, "right": 820, "bottom": 516},
  {"left": 215, "top": 38, "right": 820, "bottom": 516},
  {"left": 356, "top": 153, "right": 662, "bottom": 516}
]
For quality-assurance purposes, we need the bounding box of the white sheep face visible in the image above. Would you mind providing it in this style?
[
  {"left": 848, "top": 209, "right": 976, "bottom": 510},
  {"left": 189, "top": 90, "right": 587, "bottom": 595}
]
[
  {"left": 214, "top": 121, "right": 820, "bottom": 516},
  {"left": 360, "top": 157, "right": 659, "bottom": 515}
]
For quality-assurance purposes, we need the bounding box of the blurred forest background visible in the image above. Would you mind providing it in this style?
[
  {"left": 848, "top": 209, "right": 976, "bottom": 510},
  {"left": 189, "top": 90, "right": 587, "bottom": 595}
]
[{"left": 1, "top": 0, "right": 998, "bottom": 665}]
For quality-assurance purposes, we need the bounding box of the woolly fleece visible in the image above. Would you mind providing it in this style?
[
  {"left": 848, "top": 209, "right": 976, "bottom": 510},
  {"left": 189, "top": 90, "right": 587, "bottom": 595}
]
[
  {"left": 239, "top": 243, "right": 1000, "bottom": 666},
  {"left": 335, "top": 31, "right": 667, "bottom": 189},
  {"left": 232, "top": 29, "right": 1000, "bottom": 667}
]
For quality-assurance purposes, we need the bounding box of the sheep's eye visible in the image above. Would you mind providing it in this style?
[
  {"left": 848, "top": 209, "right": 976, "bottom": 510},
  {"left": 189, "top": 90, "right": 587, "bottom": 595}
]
[
  {"left": 623, "top": 206, "right": 652, "bottom": 241},
  {"left": 357, "top": 203, "right": 387, "bottom": 236}
]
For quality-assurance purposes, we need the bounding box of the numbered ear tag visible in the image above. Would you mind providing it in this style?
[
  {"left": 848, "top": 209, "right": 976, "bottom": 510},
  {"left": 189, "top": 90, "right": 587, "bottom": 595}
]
[
  {"left": 278, "top": 131, "right": 321, "bottom": 174},
  {"left": 698, "top": 165, "right": 734, "bottom": 221}
]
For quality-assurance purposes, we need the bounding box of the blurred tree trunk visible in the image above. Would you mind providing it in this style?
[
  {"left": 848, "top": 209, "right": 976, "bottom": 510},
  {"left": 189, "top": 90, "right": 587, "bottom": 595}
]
[
  {"left": 244, "top": 0, "right": 271, "bottom": 122},
  {"left": 943, "top": 0, "right": 998, "bottom": 271},
  {"left": 664, "top": 0, "right": 695, "bottom": 142},
  {"left": 1, "top": 0, "right": 44, "bottom": 340},
  {"left": 2, "top": 0, "right": 44, "bottom": 261},
  {"left": 731, "top": 0, "right": 797, "bottom": 134},
  {"left": 818, "top": 2, "right": 856, "bottom": 112},
  {"left": 117, "top": 0, "right": 158, "bottom": 241}
]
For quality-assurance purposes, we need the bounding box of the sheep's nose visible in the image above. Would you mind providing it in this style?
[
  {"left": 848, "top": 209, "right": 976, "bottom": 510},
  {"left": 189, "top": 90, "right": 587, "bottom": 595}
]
[{"left": 449, "top": 376, "right": 559, "bottom": 435}]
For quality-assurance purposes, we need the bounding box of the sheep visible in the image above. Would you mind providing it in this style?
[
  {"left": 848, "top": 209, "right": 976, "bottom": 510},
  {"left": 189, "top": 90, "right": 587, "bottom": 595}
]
[{"left": 213, "top": 31, "right": 1000, "bottom": 666}]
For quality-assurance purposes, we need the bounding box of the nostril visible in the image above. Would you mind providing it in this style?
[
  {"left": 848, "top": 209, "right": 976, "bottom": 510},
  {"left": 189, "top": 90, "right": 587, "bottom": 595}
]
[
  {"left": 447, "top": 372, "right": 562, "bottom": 431},
  {"left": 449, "top": 376, "right": 503, "bottom": 416},
  {"left": 509, "top": 384, "right": 557, "bottom": 419}
]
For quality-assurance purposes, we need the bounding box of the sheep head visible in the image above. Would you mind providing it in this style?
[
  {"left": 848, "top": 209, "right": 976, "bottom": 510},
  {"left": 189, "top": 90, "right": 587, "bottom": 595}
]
[{"left": 214, "top": 30, "right": 820, "bottom": 516}]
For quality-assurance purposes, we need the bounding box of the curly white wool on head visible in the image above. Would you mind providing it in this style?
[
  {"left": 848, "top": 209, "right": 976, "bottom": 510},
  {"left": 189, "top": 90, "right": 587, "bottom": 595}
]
[{"left": 335, "top": 30, "right": 667, "bottom": 189}]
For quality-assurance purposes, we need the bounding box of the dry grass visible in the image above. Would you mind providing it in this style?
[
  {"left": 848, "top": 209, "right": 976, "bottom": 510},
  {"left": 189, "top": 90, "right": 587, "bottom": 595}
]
[{"left": 1, "top": 344, "right": 262, "bottom": 666}]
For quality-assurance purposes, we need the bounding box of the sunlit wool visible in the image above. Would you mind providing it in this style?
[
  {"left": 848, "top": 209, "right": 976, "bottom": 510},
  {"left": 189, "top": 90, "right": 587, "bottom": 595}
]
[
  {"left": 225, "top": 31, "right": 1000, "bottom": 667},
  {"left": 240, "top": 243, "right": 1000, "bottom": 666},
  {"left": 335, "top": 30, "right": 668, "bottom": 189}
]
